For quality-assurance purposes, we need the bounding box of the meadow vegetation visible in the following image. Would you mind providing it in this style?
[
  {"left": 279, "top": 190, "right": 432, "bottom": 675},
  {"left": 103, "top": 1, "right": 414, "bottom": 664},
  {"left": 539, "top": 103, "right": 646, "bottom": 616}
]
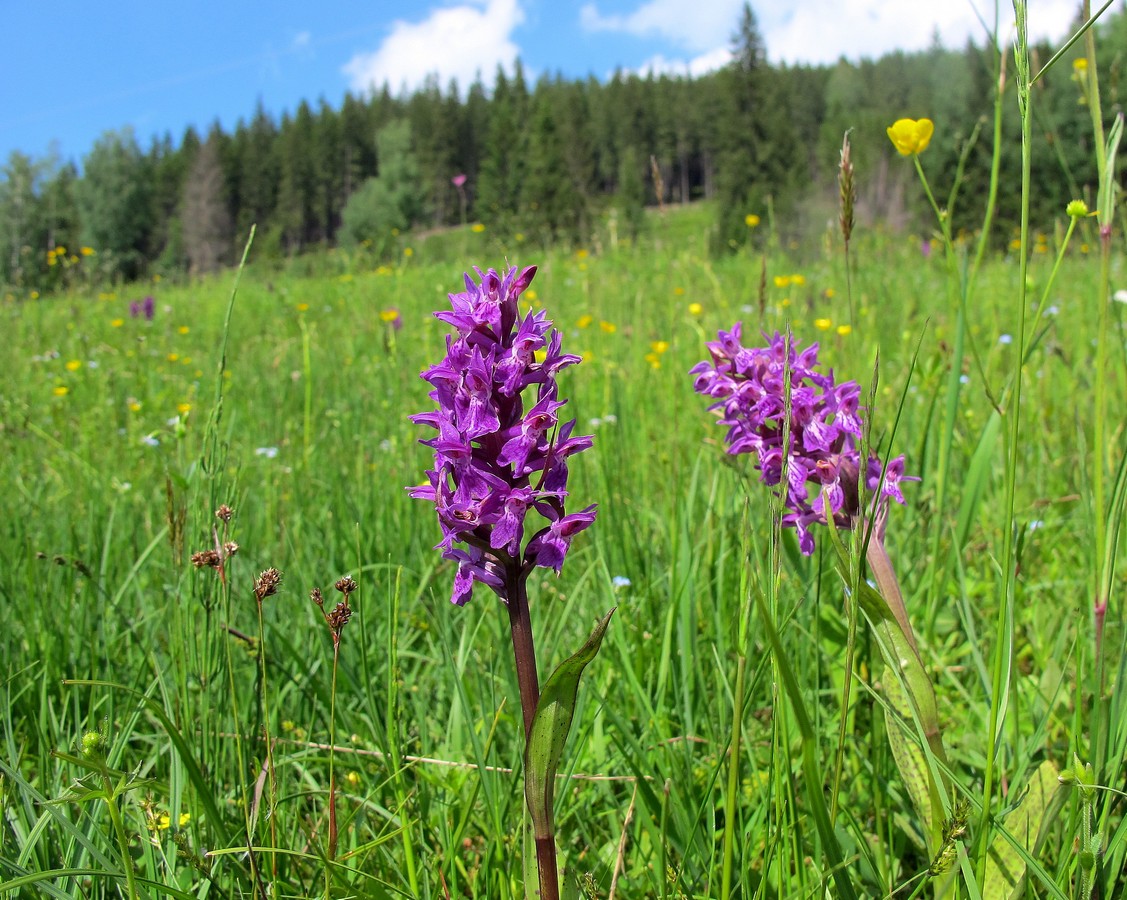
[{"left": 2, "top": 4, "right": 1127, "bottom": 900}]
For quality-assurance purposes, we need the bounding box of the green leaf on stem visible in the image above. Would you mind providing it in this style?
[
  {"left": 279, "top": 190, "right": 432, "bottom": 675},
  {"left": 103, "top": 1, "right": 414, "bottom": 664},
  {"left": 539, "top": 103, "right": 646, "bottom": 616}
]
[
  {"left": 983, "top": 759, "right": 1063, "bottom": 900},
  {"left": 524, "top": 608, "right": 615, "bottom": 842}
]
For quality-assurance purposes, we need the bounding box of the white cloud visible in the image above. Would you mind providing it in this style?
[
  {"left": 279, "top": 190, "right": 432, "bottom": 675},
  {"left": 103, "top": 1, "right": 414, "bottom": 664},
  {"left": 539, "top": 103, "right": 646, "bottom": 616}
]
[
  {"left": 580, "top": 0, "right": 745, "bottom": 53},
  {"left": 760, "top": 0, "right": 1079, "bottom": 66},
  {"left": 634, "top": 46, "right": 733, "bottom": 78},
  {"left": 581, "top": 0, "right": 1079, "bottom": 70},
  {"left": 343, "top": 0, "right": 524, "bottom": 96}
]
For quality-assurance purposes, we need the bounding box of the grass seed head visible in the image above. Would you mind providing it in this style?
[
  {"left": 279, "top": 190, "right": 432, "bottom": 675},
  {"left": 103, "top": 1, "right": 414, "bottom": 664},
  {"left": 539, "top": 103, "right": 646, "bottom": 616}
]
[{"left": 254, "top": 567, "right": 282, "bottom": 602}]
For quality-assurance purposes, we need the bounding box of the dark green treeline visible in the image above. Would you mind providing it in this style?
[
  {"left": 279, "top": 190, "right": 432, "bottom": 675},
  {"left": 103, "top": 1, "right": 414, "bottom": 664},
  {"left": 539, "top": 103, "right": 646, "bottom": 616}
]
[{"left": 1, "top": 4, "right": 1123, "bottom": 288}]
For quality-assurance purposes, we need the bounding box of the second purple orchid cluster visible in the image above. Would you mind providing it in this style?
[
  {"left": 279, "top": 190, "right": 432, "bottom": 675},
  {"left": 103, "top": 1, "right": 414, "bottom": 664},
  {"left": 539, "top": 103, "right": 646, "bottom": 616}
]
[
  {"left": 410, "top": 265, "right": 596, "bottom": 605},
  {"left": 691, "top": 325, "right": 909, "bottom": 554}
]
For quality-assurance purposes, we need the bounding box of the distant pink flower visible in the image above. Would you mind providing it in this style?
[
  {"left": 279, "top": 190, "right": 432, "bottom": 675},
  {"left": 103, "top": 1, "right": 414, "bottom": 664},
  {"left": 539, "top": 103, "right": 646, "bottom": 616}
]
[{"left": 452, "top": 173, "right": 467, "bottom": 188}]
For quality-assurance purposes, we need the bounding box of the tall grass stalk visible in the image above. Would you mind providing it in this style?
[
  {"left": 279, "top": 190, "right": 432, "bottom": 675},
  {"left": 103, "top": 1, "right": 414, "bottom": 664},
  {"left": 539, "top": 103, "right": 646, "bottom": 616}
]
[{"left": 976, "top": 2, "right": 1030, "bottom": 886}]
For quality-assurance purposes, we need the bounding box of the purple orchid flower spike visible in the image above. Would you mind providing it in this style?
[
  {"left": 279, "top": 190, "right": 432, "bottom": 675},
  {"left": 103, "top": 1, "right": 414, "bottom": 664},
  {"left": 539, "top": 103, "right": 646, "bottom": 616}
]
[
  {"left": 691, "top": 328, "right": 911, "bottom": 554},
  {"left": 410, "top": 265, "right": 595, "bottom": 605}
]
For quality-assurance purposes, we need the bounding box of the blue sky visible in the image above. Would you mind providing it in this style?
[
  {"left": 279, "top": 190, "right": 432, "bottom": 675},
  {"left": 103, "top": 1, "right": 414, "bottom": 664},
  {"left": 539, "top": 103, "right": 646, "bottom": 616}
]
[{"left": 0, "top": 0, "right": 1080, "bottom": 167}]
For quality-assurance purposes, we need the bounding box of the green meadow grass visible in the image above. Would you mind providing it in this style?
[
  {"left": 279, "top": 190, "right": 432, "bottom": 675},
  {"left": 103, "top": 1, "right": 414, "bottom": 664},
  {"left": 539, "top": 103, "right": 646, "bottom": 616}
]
[{"left": 1, "top": 199, "right": 1124, "bottom": 898}]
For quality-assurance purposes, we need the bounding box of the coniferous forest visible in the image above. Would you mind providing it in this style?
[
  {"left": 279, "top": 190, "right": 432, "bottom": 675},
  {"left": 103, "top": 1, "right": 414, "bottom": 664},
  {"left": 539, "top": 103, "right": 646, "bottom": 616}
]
[{"left": 2, "top": 4, "right": 1125, "bottom": 291}]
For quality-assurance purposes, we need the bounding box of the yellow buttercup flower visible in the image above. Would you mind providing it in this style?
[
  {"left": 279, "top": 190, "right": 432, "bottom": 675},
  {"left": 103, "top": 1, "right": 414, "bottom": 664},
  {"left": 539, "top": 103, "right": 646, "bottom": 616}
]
[
  {"left": 577, "top": 314, "right": 593, "bottom": 329},
  {"left": 65, "top": 359, "right": 82, "bottom": 371},
  {"left": 53, "top": 385, "right": 69, "bottom": 397},
  {"left": 177, "top": 403, "right": 192, "bottom": 415},
  {"left": 1073, "top": 57, "right": 1088, "bottom": 72},
  {"left": 814, "top": 318, "right": 832, "bottom": 331},
  {"left": 773, "top": 275, "right": 791, "bottom": 289},
  {"left": 599, "top": 320, "right": 617, "bottom": 333},
  {"left": 745, "top": 214, "right": 760, "bottom": 227},
  {"left": 471, "top": 223, "right": 485, "bottom": 233},
  {"left": 836, "top": 324, "right": 852, "bottom": 336},
  {"left": 887, "top": 118, "right": 934, "bottom": 156},
  {"left": 688, "top": 302, "right": 703, "bottom": 316}
]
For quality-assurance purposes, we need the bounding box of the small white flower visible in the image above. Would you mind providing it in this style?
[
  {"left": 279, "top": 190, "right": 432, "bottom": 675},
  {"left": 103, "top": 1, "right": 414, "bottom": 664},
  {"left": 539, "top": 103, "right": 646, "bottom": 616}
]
[
  {"left": 1113, "top": 289, "right": 1127, "bottom": 304},
  {"left": 379, "top": 439, "right": 393, "bottom": 452},
  {"left": 998, "top": 334, "right": 1013, "bottom": 345},
  {"left": 603, "top": 414, "right": 617, "bottom": 424},
  {"left": 166, "top": 416, "right": 180, "bottom": 426},
  {"left": 255, "top": 446, "right": 279, "bottom": 459},
  {"left": 959, "top": 374, "right": 970, "bottom": 384},
  {"left": 87, "top": 360, "right": 99, "bottom": 369},
  {"left": 1045, "top": 305, "right": 1059, "bottom": 316},
  {"left": 588, "top": 417, "right": 602, "bottom": 427},
  {"left": 141, "top": 434, "right": 160, "bottom": 448},
  {"left": 612, "top": 576, "right": 631, "bottom": 589},
  {"left": 1029, "top": 519, "right": 1044, "bottom": 531}
]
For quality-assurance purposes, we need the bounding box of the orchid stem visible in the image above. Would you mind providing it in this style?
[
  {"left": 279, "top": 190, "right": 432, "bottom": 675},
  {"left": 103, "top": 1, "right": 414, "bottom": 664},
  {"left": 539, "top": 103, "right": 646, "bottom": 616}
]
[{"left": 506, "top": 565, "right": 560, "bottom": 900}]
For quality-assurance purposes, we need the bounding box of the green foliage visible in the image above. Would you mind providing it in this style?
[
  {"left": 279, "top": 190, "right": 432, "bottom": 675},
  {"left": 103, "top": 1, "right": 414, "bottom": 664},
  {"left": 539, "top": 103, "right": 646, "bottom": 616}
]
[
  {"left": 76, "top": 128, "right": 153, "bottom": 281},
  {"left": 339, "top": 119, "right": 424, "bottom": 254}
]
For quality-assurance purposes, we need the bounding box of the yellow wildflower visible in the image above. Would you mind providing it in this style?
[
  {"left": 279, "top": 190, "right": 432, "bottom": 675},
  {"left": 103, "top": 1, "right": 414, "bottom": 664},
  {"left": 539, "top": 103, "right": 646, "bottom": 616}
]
[
  {"left": 1073, "top": 57, "right": 1088, "bottom": 72},
  {"left": 177, "top": 403, "right": 191, "bottom": 415},
  {"left": 403, "top": 247, "right": 414, "bottom": 257},
  {"left": 644, "top": 352, "right": 661, "bottom": 369},
  {"left": 577, "top": 314, "right": 593, "bottom": 329},
  {"left": 53, "top": 385, "right": 69, "bottom": 397},
  {"left": 673, "top": 286, "right": 685, "bottom": 296},
  {"left": 576, "top": 248, "right": 589, "bottom": 260},
  {"left": 599, "top": 321, "right": 617, "bottom": 333},
  {"left": 379, "top": 308, "right": 400, "bottom": 322},
  {"left": 887, "top": 118, "right": 934, "bottom": 155},
  {"left": 791, "top": 274, "right": 806, "bottom": 286},
  {"left": 525, "top": 290, "right": 538, "bottom": 302},
  {"left": 688, "top": 302, "right": 703, "bottom": 316},
  {"left": 65, "top": 359, "right": 82, "bottom": 371},
  {"left": 1066, "top": 199, "right": 1090, "bottom": 218},
  {"left": 773, "top": 275, "right": 791, "bottom": 288},
  {"left": 745, "top": 214, "right": 760, "bottom": 227},
  {"left": 110, "top": 318, "right": 124, "bottom": 327},
  {"left": 814, "top": 318, "right": 832, "bottom": 331},
  {"left": 167, "top": 353, "right": 179, "bottom": 362},
  {"left": 128, "top": 401, "right": 142, "bottom": 412},
  {"left": 296, "top": 303, "right": 309, "bottom": 312},
  {"left": 80, "top": 246, "right": 95, "bottom": 256},
  {"left": 650, "top": 340, "right": 669, "bottom": 354},
  {"left": 471, "top": 223, "right": 485, "bottom": 233},
  {"left": 836, "top": 324, "right": 852, "bottom": 336},
  {"left": 178, "top": 325, "right": 190, "bottom": 335}
]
